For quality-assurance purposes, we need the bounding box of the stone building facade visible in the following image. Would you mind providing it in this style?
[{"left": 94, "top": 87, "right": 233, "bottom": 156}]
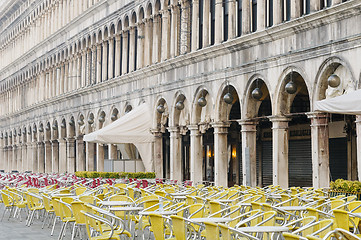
[{"left": 0, "top": 0, "right": 360, "bottom": 188}]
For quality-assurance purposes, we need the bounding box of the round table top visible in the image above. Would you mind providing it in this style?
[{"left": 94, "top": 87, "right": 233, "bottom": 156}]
[
  {"left": 139, "top": 210, "right": 176, "bottom": 216},
  {"left": 238, "top": 226, "right": 289, "bottom": 233},
  {"left": 277, "top": 206, "right": 306, "bottom": 211},
  {"left": 110, "top": 206, "right": 144, "bottom": 211},
  {"left": 190, "top": 217, "right": 232, "bottom": 223},
  {"left": 100, "top": 201, "right": 132, "bottom": 206}
]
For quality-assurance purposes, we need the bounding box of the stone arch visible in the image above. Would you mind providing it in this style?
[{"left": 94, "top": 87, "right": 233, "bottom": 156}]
[
  {"left": 243, "top": 74, "right": 273, "bottom": 119},
  {"left": 59, "top": 118, "right": 67, "bottom": 139},
  {"left": 313, "top": 56, "right": 356, "bottom": 105},
  {"left": 109, "top": 106, "right": 120, "bottom": 122},
  {"left": 274, "top": 66, "right": 311, "bottom": 115},
  {"left": 97, "top": 29, "right": 103, "bottom": 42},
  {"left": 116, "top": 19, "right": 122, "bottom": 33},
  {"left": 109, "top": 24, "right": 115, "bottom": 37},
  {"left": 76, "top": 113, "right": 85, "bottom": 135},
  {"left": 215, "top": 81, "right": 241, "bottom": 122},
  {"left": 146, "top": 2, "right": 153, "bottom": 18},
  {"left": 169, "top": 91, "right": 190, "bottom": 127},
  {"left": 44, "top": 121, "right": 51, "bottom": 140},
  {"left": 51, "top": 119, "right": 59, "bottom": 139},
  {"left": 153, "top": 97, "right": 169, "bottom": 130},
  {"left": 131, "top": 11, "right": 137, "bottom": 26},
  {"left": 138, "top": 6, "right": 145, "bottom": 21},
  {"left": 191, "top": 86, "right": 214, "bottom": 124},
  {"left": 67, "top": 115, "right": 76, "bottom": 138},
  {"left": 97, "top": 109, "right": 106, "bottom": 129},
  {"left": 123, "top": 15, "right": 129, "bottom": 29}
]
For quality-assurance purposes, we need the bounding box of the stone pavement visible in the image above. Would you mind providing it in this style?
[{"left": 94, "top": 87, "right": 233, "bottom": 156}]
[{"left": 0, "top": 204, "right": 74, "bottom": 240}]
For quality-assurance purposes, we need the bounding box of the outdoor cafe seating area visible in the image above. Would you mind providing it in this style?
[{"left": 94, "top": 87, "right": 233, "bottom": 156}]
[{"left": 0, "top": 172, "right": 361, "bottom": 240}]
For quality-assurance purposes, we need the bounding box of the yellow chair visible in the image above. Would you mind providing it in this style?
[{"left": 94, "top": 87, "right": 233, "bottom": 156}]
[
  {"left": 25, "top": 191, "right": 44, "bottom": 226},
  {"left": 0, "top": 190, "right": 14, "bottom": 221},
  {"left": 283, "top": 232, "right": 301, "bottom": 240},
  {"left": 170, "top": 215, "right": 187, "bottom": 240},
  {"left": 82, "top": 210, "right": 120, "bottom": 240},
  {"left": 204, "top": 221, "right": 220, "bottom": 240},
  {"left": 71, "top": 201, "right": 87, "bottom": 240},
  {"left": 57, "top": 198, "right": 76, "bottom": 240},
  {"left": 41, "top": 194, "right": 55, "bottom": 229},
  {"left": 333, "top": 209, "right": 358, "bottom": 234},
  {"left": 292, "top": 219, "right": 334, "bottom": 239},
  {"left": 79, "top": 195, "right": 98, "bottom": 205}
]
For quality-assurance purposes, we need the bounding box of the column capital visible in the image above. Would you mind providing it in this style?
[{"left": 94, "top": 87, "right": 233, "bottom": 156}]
[
  {"left": 238, "top": 119, "right": 258, "bottom": 132},
  {"left": 306, "top": 112, "right": 329, "bottom": 126},
  {"left": 150, "top": 129, "right": 163, "bottom": 137},
  {"left": 212, "top": 122, "right": 230, "bottom": 134},
  {"left": 355, "top": 115, "right": 361, "bottom": 123},
  {"left": 268, "top": 115, "right": 291, "bottom": 129},
  {"left": 66, "top": 137, "right": 76, "bottom": 143}
]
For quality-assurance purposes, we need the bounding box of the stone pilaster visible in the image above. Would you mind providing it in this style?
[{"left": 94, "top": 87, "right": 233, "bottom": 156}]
[
  {"left": 269, "top": 116, "right": 291, "bottom": 189},
  {"left": 191, "top": 0, "right": 199, "bottom": 51},
  {"left": 168, "top": 127, "right": 182, "bottom": 182},
  {"left": 76, "top": 136, "right": 86, "bottom": 171},
  {"left": 170, "top": 4, "right": 180, "bottom": 57},
  {"left": 238, "top": 120, "right": 258, "bottom": 186},
  {"left": 108, "top": 37, "right": 114, "bottom": 78},
  {"left": 66, "top": 137, "right": 76, "bottom": 173},
  {"left": 115, "top": 35, "right": 122, "bottom": 76},
  {"left": 202, "top": 0, "right": 210, "bottom": 47},
  {"left": 213, "top": 122, "right": 230, "bottom": 187},
  {"left": 122, "top": 30, "right": 129, "bottom": 74},
  {"left": 58, "top": 139, "right": 67, "bottom": 173},
  {"left": 128, "top": 27, "right": 136, "bottom": 71},
  {"left": 242, "top": 0, "right": 250, "bottom": 34},
  {"left": 44, "top": 141, "right": 52, "bottom": 173},
  {"left": 51, "top": 140, "right": 59, "bottom": 172},
  {"left": 189, "top": 124, "right": 203, "bottom": 185},
  {"left": 151, "top": 129, "right": 163, "bottom": 178},
  {"left": 136, "top": 24, "right": 145, "bottom": 69},
  {"left": 161, "top": 9, "right": 170, "bottom": 61},
  {"left": 86, "top": 141, "right": 95, "bottom": 171},
  {"left": 37, "top": 142, "right": 45, "bottom": 173},
  {"left": 307, "top": 113, "right": 330, "bottom": 188},
  {"left": 214, "top": 0, "right": 223, "bottom": 44},
  {"left": 96, "top": 143, "right": 104, "bottom": 171}
]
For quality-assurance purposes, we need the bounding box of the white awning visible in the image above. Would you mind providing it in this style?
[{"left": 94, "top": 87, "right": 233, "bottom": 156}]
[
  {"left": 83, "top": 103, "right": 155, "bottom": 171},
  {"left": 314, "top": 89, "right": 361, "bottom": 115}
]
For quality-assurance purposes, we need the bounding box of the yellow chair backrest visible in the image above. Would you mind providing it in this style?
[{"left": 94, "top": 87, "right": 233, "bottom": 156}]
[
  {"left": 333, "top": 209, "right": 349, "bottom": 230},
  {"left": 209, "top": 201, "right": 222, "bottom": 217},
  {"left": 330, "top": 199, "right": 345, "bottom": 211},
  {"left": 170, "top": 215, "right": 186, "bottom": 240},
  {"left": 71, "top": 201, "right": 87, "bottom": 224},
  {"left": 188, "top": 203, "right": 204, "bottom": 219},
  {"left": 283, "top": 232, "right": 301, "bottom": 240},
  {"left": 218, "top": 223, "right": 231, "bottom": 240},
  {"left": 148, "top": 213, "right": 165, "bottom": 240},
  {"left": 79, "top": 195, "right": 96, "bottom": 205},
  {"left": 75, "top": 187, "right": 87, "bottom": 196},
  {"left": 109, "top": 194, "right": 132, "bottom": 202},
  {"left": 204, "top": 221, "right": 219, "bottom": 240}
]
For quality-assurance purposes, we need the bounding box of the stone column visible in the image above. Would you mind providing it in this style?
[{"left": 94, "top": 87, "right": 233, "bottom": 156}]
[
  {"left": 213, "top": 123, "right": 230, "bottom": 187},
  {"left": 214, "top": 0, "right": 223, "bottom": 44},
  {"left": 257, "top": 0, "right": 266, "bottom": 30},
  {"left": 152, "top": 130, "right": 163, "bottom": 179},
  {"left": 170, "top": 4, "right": 180, "bottom": 57},
  {"left": 269, "top": 116, "right": 291, "bottom": 189},
  {"left": 13, "top": 145, "right": 17, "bottom": 171},
  {"left": 76, "top": 136, "right": 86, "bottom": 171},
  {"left": 144, "top": 19, "right": 152, "bottom": 66},
  {"left": 4, "top": 146, "right": 9, "bottom": 172},
  {"left": 86, "top": 142, "right": 95, "bottom": 171},
  {"left": 108, "top": 37, "right": 114, "bottom": 79},
  {"left": 115, "top": 35, "right": 122, "bottom": 76},
  {"left": 202, "top": 0, "right": 210, "bottom": 47},
  {"left": 86, "top": 48, "right": 92, "bottom": 85},
  {"left": 67, "top": 58, "right": 73, "bottom": 91},
  {"left": 44, "top": 141, "right": 52, "bottom": 173},
  {"left": 355, "top": 116, "right": 361, "bottom": 180},
  {"left": 75, "top": 53, "right": 83, "bottom": 89},
  {"left": 180, "top": 0, "right": 191, "bottom": 54},
  {"left": 168, "top": 127, "right": 182, "bottom": 182},
  {"left": 73, "top": 57, "right": 78, "bottom": 90},
  {"left": 291, "top": 0, "right": 301, "bottom": 19},
  {"left": 307, "top": 113, "right": 330, "bottom": 188},
  {"left": 161, "top": 9, "right": 170, "bottom": 60},
  {"left": 101, "top": 41, "right": 108, "bottom": 82},
  {"left": 128, "top": 27, "right": 136, "bottom": 72},
  {"left": 64, "top": 61, "right": 69, "bottom": 92},
  {"left": 31, "top": 142, "right": 37, "bottom": 173},
  {"left": 81, "top": 50, "right": 87, "bottom": 87},
  {"left": 91, "top": 46, "right": 97, "bottom": 84},
  {"left": 51, "top": 140, "right": 59, "bottom": 172},
  {"left": 59, "top": 139, "right": 67, "bottom": 173},
  {"left": 242, "top": 0, "right": 251, "bottom": 35},
  {"left": 0, "top": 139, "right": 4, "bottom": 171},
  {"left": 21, "top": 143, "right": 27, "bottom": 172},
  {"left": 239, "top": 120, "right": 258, "bottom": 187},
  {"left": 96, "top": 144, "right": 104, "bottom": 171},
  {"left": 310, "top": 0, "right": 321, "bottom": 12},
  {"left": 8, "top": 146, "right": 13, "bottom": 171},
  {"left": 136, "top": 23, "right": 145, "bottom": 69},
  {"left": 189, "top": 125, "right": 203, "bottom": 185},
  {"left": 228, "top": 0, "right": 236, "bottom": 40},
  {"left": 122, "top": 30, "right": 129, "bottom": 74},
  {"left": 56, "top": 66, "right": 61, "bottom": 96},
  {"left": 191, "top": 0, "right": 199, "bottom": 51},
  {"left": 96, "top": 44, "right": 102, "bottom": 83},
  {"left": 109, "top": 144, "right": 117, "bottom": 160},
  {"left": 37, "top": 142, "right": 45, "bottom": 173},
  {"left": 152, "top": 14, "right": 161, "bottom": 63},
  {"left": 66, "top": 138, "right": 76, "bottom": 173}
]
